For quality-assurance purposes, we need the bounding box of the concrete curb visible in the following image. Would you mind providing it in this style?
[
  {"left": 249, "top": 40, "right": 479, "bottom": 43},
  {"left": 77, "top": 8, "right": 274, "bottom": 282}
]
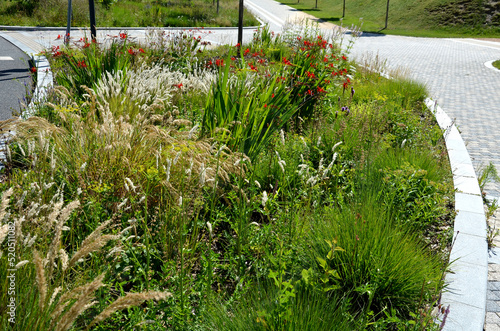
[
  {"left": 426, "top": 99, "right": 488, "bottom": 331},
  {"left": 0, "top": 25, "right": 261, "bottom": 32},
  {"left": 485, "top": 60, "right": 500, "bottom": 73}
]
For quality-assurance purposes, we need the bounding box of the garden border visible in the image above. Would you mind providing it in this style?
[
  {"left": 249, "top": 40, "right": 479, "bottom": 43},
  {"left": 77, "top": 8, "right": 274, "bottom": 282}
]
[{"left": 0, "top": 28, "right": 489, "bottom": 330}]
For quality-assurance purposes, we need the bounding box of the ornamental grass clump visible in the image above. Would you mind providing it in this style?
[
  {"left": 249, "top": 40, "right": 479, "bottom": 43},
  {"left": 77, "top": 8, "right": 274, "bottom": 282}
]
[
  {"left": 6, "top": 87, "right": 244, "bottom": 214},
  {"left": 0, "top": 188, "right": 171, "bottom": 331}
]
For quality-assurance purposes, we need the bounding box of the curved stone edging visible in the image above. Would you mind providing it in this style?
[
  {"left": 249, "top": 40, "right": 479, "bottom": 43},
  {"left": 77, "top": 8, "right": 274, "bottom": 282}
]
[
  {"left": 426, "top": 98, "right": 488, "bottom": 331},
  {"left": 485, "top": 60, "right": 500, "bottom": 73}
]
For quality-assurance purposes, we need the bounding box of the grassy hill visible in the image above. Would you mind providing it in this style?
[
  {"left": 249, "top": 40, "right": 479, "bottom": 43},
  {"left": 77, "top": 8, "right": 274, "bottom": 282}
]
[
  {"left": 280, "top": 0, "right": 500, "bottom": 37},
  {"left": 0, "top": 0, "right": 259, "bottom": 28}
]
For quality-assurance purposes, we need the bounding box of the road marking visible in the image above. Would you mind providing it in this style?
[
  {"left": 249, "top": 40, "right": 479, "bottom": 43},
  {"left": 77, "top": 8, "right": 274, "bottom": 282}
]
[{"left": 0, "top": 56, "right": 14, "bottom": 60}]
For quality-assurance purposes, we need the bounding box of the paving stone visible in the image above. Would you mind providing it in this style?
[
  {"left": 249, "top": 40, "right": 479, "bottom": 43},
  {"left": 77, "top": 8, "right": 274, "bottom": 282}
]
[
  {"left": 486, "top": 312, "right": 500, "bottom": 324},
  {"left": 484, "top": 323, "right": 500, "bottom": 331},
  {"left": 487, "top": 290, "right": 500, "bottom": 300},
  {"left": 489, "top": 273, "right": 500, "bottom": 282},
  {"left": 487, "top": 300, "right": 500, "bottom": 312}
]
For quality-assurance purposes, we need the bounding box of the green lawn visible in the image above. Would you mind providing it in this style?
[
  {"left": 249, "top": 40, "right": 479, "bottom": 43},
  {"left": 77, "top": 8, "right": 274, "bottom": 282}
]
[
  {"left": 0, "top": 0, "right": 259, "bottom": 27},
  {"left": 279, "top": 0, "right": 500, "bottom": 37}
]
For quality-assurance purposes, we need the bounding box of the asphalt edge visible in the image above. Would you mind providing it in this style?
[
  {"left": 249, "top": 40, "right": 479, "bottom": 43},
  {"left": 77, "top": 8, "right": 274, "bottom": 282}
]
[
  {"left": 425, "top": 98, "right": 487, "bottom": 331},
  {"left": 0, "top": 32, "right": 52, "bottom": 118}
]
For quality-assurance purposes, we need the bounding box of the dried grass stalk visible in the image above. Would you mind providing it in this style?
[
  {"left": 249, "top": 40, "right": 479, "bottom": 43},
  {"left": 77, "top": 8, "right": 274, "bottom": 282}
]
[
  {"left": 87, "top": 291, "right": 172, "bottom": 329},
  {"left": 54, "top": 273, "right": 106, "bottom": 331},
  {"left": 33, "top": 250, "right": 47, "bottom": 312},
  {"left": 68, "top": 234, "right": 120, "bottom": 269}
]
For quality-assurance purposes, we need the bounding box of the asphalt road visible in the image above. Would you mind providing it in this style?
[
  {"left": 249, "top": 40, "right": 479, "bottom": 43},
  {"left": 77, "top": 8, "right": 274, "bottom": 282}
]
[{"left": 0, "top": 36, "right": 32, "bottom": 120}]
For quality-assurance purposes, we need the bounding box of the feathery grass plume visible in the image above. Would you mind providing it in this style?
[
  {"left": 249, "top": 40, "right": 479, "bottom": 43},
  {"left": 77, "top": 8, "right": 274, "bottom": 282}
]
[
  {"left": 262, "top": 191, "right": 268, "bottom": 207},
  {"left": 48, "top": 286, "right": 62, "bottom": 307},
  {"left": 87, "top": 291, "right": 172, "bottom": 329},
  {"left": 67, "top": 218, "right": 119, "bottom": 269},
  {"left": 45, "top": 200, "right": 79, "bottom": 275},
  {"left": 53, "top": 273, "right": 106, "bottom": 331},
  {"left": 59, "top": 248, "right": 69, "bottom": 271},
  {"left": 33, "top": 250, "right": 48, "bottom": 312},
  {"left": 15, "top": 215, "right": 25, "bottom": 242},
  {"left": 15, "top": 260, "right": 29, "bottom": 269},
  {"left": 0, "top": 187, "right": 14, "bottom": 221},
  {"left": 0, "top": 224, "right": 9, "bottom": 246}
]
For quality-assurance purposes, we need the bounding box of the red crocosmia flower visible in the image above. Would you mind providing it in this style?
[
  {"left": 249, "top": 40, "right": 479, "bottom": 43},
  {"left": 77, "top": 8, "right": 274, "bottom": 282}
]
[
  {"left": 215, "top": 59, "right": 224, "bottom": 66},
  {"left": 252, "top": 52, "right": 259, "bottom": 57},
  {"left": 272, "top": 93, "right": 275, "bottom": 98},
  {"left": 128, "top": 49, "right": 135, "bottom": 55},
  {"left": 342, "top": 55, "right": 347, "bottom": 61},
  {"left": 317, "top": 86, "right": 326, "bottom": 93},
  {"left": 231, "top": 56, "right": 236, "bottom": 61},
  {"left": 56, "top": 34, "right": 62, "bottom": 40},
  {"left": 83, "top": 42, "right": 91, "bottom": 48},
  {"left": 119, "top": 33, "right": 128, "bottom": 39},
  {"left": 264, "top": 104, "right": 267, "bottom": 108},
  {"left": 235, "top": 43, "right": 240, "bottom": 47},
  {"left": 343, "top": 82, "right": 348, "bottom": 89},
  {"left": 244, "top": 48, "right": 250, "bottom": 56},
  {"left": 306, "top": 89, "right": 313, "bottom": 96},
  {"left": 208, "top": 60, "right": 213, "bottom": 66},
  {"left": 77, "top": 60, "right": 87, "bottom": 68},
  {"left": 30, "top": 67, "right": 37, "bottom": 73},
  {"left": 139, "top": 48, "right": 145, "bottom": 53},
  {"left": 176, "top": 83, "right": 183, "bottom": 89}
]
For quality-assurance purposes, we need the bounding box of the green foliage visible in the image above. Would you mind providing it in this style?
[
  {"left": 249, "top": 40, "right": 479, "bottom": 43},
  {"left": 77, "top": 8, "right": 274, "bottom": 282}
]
[
  {"left": 305, "top": 204, "right": 444, "bottom": 319},
  {"left": 0, "top": 0, "right": 259, "bottom": 27},
  {"left": 201, "top": 61, "right": 300, "bottom": 160},
  {"left": 50, "top": 39, "right": 133, "bottom": 102},
  {"left": 279, "top": 0, "right": 500, "bottom": 37},
  {"left": 1, "top": 24, "right": 456, "bottom": 330}
]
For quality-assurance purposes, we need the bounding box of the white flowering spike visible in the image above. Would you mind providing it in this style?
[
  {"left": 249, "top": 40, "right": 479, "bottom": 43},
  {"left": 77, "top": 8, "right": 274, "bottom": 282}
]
[
  {"left": 317, "top": 136, "right": 322, "bottom": 147},
  {"left": 173, "top": 152, "right": 181, "bottom": 165},
  {"left": 261, "top": 191, "right": 268, "bottom": 207},
  {"left": 278, "top": 160, "right": 286, "bottom": 174},
  {"left": 332, "top": 141, "right": 342, "bottom": 152},
  {"left": 125, "top": 178, "right": 136, "bottom": 192},
  {"left": 117, "top": 198, "right": 128, "bottom": 210},
  {"left": 280, "top": 129, "right": 285, "bottom": 145},
  {"left": 207, "top": 222, "right": 213, "bottom": 238},
  {"left": 15, "top": 260, "right": 29, "bottom": 269}
]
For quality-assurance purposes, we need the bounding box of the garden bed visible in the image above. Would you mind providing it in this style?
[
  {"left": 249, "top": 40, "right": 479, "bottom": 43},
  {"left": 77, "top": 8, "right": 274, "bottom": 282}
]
[{"left": 0, "top": 25, "right": 454, "bottom": 330}]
